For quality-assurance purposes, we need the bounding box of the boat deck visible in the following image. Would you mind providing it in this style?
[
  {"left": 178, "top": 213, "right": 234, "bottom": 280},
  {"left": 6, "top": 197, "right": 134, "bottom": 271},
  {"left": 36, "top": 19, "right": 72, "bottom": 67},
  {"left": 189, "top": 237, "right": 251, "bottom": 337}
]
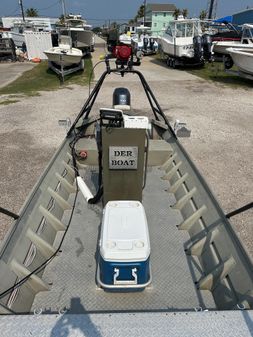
[{"left": 32, "top": 166, "right": 216, "bottom": 313}]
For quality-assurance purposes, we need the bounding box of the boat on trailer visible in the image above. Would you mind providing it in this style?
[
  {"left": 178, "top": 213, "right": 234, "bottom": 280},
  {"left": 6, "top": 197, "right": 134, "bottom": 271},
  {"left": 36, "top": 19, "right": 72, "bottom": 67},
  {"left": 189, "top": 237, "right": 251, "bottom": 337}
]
[
  {"left": 0, "top": 51, "right": 252, "bottom": 335},
  {"left": 158, "top": 17, "right": 213, "bottom": 67}
]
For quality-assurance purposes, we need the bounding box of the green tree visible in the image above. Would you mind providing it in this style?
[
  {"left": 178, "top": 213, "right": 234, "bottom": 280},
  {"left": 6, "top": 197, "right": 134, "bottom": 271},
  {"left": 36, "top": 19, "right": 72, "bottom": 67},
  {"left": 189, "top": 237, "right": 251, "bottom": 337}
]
[
  {"left": 199, "top": 10, "right": 207, "bottom": 20},
  {"left": 92, "top": 26, "right": 102, "bottom": 34},
  {"left": 137, "top": 5, "right": 145, "bottom": 19},
  {"left": 110, "top": 21, "right": 118, "bottom": 29},
  {"left": 182, "top": 8, "right": 188, "bottom": 19},
  {"left": 134, "top": 4, "right": 145, "bottom": 22},
  {"left": 128, "top": 19, "right": 135, "bottom": 25},
  {"left": 173, "top": 8, "right": 181, "bottom": 20},
  {"left": 25, "top": 8, "right": 39, "bottom": 17}
]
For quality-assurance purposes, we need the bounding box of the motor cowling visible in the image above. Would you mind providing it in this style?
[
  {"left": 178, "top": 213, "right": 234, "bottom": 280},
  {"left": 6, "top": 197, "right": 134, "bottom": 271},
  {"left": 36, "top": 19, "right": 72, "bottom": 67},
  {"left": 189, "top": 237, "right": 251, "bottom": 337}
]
[
  {"left": 193, "top": 35, "right": 203, "bottom": 62},
  {"left": 143, "top": 37, "right": 149, "bottom": 51},
  {"left": 202, "top": 34, "right": 213, "bottom": 62},
  {"left": 114, "top": 45, "right": 132, "bottom": 62},
  {"left": 149, "top": 38, "right": 155, "bottom": 51},
  {"left": 113, "top": 87, "right": 131, "bottom": 108}
]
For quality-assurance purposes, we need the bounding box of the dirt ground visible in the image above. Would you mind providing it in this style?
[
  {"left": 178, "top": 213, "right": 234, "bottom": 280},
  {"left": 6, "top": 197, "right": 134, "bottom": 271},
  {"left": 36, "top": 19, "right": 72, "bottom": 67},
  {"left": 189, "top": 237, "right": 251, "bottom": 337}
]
[{"left": 0, "top": 40, "right": 252, "bottom": 258}]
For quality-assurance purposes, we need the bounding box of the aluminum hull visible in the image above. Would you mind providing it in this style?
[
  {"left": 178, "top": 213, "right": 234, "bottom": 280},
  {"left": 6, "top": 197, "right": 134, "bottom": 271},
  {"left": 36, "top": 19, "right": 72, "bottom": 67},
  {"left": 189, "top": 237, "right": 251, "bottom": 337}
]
[{"left": 0, "top": 66, "right": 252, "bottom": 336}]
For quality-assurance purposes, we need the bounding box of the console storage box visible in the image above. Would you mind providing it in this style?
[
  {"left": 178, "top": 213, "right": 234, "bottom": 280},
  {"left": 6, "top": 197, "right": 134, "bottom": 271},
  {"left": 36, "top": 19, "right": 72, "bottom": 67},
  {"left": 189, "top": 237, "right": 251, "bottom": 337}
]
[{"left": 98, "top": 200, "right": 151, "bottom": 290}]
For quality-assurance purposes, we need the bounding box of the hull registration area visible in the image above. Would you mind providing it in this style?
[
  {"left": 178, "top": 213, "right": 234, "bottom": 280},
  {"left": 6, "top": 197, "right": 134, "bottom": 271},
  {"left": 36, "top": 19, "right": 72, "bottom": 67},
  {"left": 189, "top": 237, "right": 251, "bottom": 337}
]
[{"left": 109, "top": 146, "right": 138, "bottom": 170}]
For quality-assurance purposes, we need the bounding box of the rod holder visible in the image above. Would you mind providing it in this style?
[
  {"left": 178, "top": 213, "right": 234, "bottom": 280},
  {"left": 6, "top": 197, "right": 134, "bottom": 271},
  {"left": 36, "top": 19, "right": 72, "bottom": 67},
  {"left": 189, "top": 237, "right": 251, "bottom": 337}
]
[
  {"left": 10, "top": 259, "right": 49, "bottom": 293},
  {"left": 162, "top": 161, "right": 182, "bottom": 180},
  {"left": 168, "top": 172, "right": 189, "bottom": 194},
  {"left": 186, "top": 227, "right": 220, "bottom": 256},
  {"left": 39, "top": 206, "right": 66, "bottom": 231},
  {"left": 172, "top": 187, "right": 197, "bottom": 210},
  {"left": 198, "top": 256, "right": 236, "bottom": 291},
  {"left": 160, "top": 152, "right": 177, "bottom": 171},
  {"left": 178, "top": 205, "right": 207, "bottom": 231},
  {"left": 26, "top": 229, "right": 56, "bottom": 259},
  {"left": 48, "top": 187, "right": 72, "bottom": 210}
]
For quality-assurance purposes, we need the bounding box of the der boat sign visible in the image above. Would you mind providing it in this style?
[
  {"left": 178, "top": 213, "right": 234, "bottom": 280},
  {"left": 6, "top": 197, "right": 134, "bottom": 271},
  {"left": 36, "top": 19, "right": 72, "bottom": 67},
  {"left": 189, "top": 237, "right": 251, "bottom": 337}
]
[{"left": 109, "top": 146, "right": 138, "bottom": 169}]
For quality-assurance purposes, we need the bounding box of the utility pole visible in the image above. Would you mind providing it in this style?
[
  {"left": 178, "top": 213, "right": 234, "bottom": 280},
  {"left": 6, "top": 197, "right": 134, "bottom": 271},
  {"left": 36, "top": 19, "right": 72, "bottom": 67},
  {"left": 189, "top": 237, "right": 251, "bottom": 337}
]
[
  {"left": 61, "top": 0, "right": 67, "bottom": 20},
  {"left": 19, "top": 0, "right": 25, "bottom": 22},
  {"left": 208, "top": 0, "right": 217, "bottom": 20},
  {"left": 143, "top": 0, "right": 147, "bottom": 26}
]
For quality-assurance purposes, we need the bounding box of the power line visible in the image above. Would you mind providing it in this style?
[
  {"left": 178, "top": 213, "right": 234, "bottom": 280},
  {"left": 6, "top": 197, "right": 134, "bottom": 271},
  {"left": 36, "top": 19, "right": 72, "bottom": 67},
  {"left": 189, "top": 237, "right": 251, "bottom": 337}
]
[{"left": 23, "top": 0, "right": 61, "bottom": 11}]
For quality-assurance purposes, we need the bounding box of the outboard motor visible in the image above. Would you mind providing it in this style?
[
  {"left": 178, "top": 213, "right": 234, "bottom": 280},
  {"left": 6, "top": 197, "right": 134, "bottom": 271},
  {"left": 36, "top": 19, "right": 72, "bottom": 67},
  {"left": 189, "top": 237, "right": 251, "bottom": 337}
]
[
  {"left": 143, "top": 37, "right": 149, "bottom": 52},
  {"left": 193, "top": 35, "right": 203, "bottom": 63},
  {"left": 202, "top": 34, "right": 213, "bottom": 62},
  {"left": 149, "top": 38, "right": 155, "bottom": 52},
  {"left": 113, "top": 87, "right": 131, "bottom": 110}
]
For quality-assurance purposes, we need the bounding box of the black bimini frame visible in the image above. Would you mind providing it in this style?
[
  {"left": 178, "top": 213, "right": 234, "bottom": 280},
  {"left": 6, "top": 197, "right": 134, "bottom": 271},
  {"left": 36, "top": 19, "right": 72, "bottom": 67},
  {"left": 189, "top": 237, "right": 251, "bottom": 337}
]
[{"left": 67, "top": 62, "right": 177, "bottom": 138}]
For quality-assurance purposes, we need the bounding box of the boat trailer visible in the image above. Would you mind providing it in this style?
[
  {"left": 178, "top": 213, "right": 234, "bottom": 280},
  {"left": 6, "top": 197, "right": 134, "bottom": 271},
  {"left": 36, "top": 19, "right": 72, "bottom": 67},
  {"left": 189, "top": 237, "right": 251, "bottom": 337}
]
[{"left": 48, "top": 58, "right": 84, "bottom": 83}]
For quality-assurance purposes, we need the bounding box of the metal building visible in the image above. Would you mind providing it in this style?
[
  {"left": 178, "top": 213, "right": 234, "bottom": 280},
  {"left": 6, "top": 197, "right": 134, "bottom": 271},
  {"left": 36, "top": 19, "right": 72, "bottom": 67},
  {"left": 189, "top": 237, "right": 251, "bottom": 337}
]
[{"left": 232, "top": 8, "right": 253, "bottom": 25}]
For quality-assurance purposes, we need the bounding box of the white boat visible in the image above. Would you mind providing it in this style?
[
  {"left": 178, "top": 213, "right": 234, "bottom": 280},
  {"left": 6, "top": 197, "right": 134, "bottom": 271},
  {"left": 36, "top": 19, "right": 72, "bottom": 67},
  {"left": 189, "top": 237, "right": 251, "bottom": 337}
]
[
  {"left": 60, "top": 14, "right": 94, "bottom": 53},
  {"left": 132, "top": 26, "right": 158, "bottom": 55},
  {"left": 119, "top": 26, "right": 158, "bottom": 55},
  {"left": 213, "top": 24, "right": 253, "bottom": 55},
  {"left": 158, "top": 17, "right": 213, "bottom": 67},
  {"left": 44, "top": 35, "right": 83, "bottom": 67},
  {"left": 2, "top": 20, "right": 49, "bottom": 48},
  {"left": 227, "top": 47, "right": 253, "bottom": 76}
]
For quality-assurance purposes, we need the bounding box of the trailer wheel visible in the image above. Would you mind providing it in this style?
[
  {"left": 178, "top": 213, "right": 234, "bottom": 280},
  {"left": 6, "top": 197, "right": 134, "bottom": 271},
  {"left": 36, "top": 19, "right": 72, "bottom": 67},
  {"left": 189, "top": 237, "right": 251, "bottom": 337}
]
[
  {"left": 172, "top": 59, "right": 176, "bottom": 69},
  {"left": 224, "top": 55, "right": 234, "bottom": 70},
  {"left": 166, "top": 57, "right": 170, "bottom": 67}
]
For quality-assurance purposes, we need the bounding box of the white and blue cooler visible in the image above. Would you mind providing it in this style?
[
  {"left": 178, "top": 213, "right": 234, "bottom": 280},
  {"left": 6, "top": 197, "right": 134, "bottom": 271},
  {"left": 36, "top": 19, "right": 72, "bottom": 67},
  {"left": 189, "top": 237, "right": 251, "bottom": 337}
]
[{"left": 97, "top": 200, "right": 151, "bottom": 291}]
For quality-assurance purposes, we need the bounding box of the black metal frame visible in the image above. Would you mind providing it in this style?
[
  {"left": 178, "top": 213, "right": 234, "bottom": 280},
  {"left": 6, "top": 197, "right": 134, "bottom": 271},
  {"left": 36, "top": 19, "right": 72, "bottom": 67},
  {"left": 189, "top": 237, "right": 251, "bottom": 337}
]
[
  {"left": 0, "top": 207, "right": 19, "bottom": 220},
  {"left": 67, "top": 64, "right": 177, "bottom": 138},
  {"left": 226, "top": 202, "right": 253, "bottom": 219}
]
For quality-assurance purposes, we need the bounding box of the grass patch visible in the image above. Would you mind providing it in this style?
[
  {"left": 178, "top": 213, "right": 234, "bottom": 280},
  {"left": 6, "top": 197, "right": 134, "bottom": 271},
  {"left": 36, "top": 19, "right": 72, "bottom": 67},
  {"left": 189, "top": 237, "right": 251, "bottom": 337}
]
[
  {"left": 187, "top": 62, "right": 253, "bottom": 88},
  {"left": 0, "top": 99, "right": 20, "bottom": 105},
  {"left": 0, "top": 57, "right": 93, "bottom": 96}
]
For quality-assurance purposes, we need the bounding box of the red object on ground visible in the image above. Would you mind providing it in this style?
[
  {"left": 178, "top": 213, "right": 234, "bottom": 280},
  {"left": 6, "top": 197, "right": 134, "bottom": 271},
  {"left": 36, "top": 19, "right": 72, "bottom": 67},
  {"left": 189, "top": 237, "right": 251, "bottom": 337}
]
[{"left": 31, "top": 58, "right": 41, "bottom": 63}]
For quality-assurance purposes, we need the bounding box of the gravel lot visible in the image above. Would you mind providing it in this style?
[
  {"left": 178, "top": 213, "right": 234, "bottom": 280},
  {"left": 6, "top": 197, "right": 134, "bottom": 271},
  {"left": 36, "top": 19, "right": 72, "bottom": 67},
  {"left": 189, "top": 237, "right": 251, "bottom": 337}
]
[{"left": 0, "top": 40, "right": 252, "bottom": 258}]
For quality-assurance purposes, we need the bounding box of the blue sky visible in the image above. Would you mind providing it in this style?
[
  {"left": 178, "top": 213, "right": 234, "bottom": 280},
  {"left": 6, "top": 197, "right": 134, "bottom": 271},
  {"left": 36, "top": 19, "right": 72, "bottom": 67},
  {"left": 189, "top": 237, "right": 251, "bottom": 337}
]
[{"left": 0, "top": 0, "right": 252, "bottom": 26}]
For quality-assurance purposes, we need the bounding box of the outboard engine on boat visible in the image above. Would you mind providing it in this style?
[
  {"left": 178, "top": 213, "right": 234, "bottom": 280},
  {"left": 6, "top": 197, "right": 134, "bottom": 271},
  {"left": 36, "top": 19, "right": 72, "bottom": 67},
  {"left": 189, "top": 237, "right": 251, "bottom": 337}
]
[
  {"left": 113, "top": 87, "right": 131, "bottom": 110},
  {"left": 193, "top": 35, "right": 203, "bottom": 62},
  {"left": 143, "top": 37, "right": 149, "bottom": 52},
  {"left": 149, "top": 38, "right": 155, "bottom": 52},
  {"left": 202, "top": 34, "right": 213, "bottom": 62}
]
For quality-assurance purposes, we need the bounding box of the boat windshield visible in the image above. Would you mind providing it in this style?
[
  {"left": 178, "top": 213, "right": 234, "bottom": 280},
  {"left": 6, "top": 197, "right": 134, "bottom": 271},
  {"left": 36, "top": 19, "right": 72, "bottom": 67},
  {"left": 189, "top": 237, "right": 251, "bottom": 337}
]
[
  {"left": 242, "top": 27, "right": 253, "bottom": 42},
  {"left": 174, "top": 21, "right": 201, "bottom": 38}
]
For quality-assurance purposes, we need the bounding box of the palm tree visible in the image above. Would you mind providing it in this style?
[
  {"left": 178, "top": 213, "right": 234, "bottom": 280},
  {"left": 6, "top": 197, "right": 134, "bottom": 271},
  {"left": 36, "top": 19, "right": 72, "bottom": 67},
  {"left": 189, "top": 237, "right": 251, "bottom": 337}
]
[
  {"left": 25, "top": 8, "right": 39, "bottom": 17},
  {"left": 182, "top": 8, "right": 188, "bottom": 19},
  {"left": 173, "top": 8, "right": 181, "bottom": 20},
  {"left": 199, "top": 10, "right": 207, "bottom": 21}
]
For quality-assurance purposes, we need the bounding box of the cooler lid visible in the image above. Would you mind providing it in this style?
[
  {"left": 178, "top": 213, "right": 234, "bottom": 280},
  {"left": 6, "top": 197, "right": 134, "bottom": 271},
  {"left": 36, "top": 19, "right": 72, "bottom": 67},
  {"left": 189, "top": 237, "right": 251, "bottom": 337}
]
[{"left": 100, "top": 201, "right": 150, "bottom": 262}]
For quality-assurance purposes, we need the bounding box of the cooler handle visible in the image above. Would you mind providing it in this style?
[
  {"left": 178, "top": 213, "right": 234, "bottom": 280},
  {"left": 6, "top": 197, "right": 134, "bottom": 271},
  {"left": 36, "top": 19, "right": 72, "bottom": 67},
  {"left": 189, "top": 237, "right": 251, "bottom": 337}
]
[{"left": 113, "top": 268, "right": 138, "bottom": 285}]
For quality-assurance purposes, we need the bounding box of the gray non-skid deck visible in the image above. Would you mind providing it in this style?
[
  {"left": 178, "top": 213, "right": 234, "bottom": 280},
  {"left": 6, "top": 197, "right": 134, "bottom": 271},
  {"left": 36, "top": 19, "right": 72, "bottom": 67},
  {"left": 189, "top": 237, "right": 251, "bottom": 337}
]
[{"left": 32, "top": 167, "right": 216, "bottom": 313}]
